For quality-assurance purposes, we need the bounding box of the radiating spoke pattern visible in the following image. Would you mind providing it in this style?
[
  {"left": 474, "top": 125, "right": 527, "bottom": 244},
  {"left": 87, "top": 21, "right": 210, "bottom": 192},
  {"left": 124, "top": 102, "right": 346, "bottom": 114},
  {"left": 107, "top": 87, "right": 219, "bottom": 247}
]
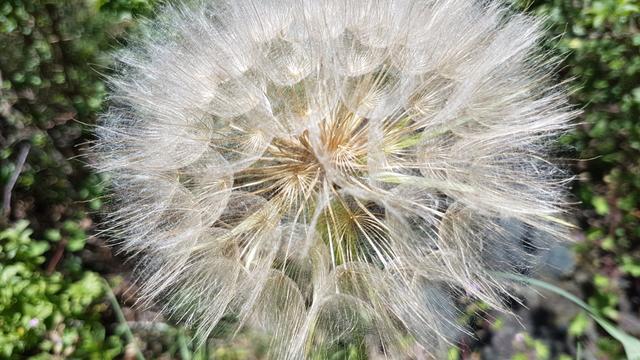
[{"left": 93, "top": 0, "right": 575, "bottom": 358}]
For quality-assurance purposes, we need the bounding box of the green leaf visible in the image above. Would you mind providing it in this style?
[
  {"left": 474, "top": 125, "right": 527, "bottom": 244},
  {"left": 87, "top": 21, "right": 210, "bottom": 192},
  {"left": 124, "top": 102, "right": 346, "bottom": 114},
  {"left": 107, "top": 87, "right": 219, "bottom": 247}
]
[
  {"left": 26, "top": 241, "right": 50, "bottom": 258},
  {"left": 496, "top": 272, "right": 640, "bottom": 360},
  {"left": 591, "top": 196, "right": 609, "bottom": 215},
  {"left": 621, "top": 256, "right": 640, "bottom": 277},
  {"left": 569, "top": 312, "right": 589, "bottom": 337}
]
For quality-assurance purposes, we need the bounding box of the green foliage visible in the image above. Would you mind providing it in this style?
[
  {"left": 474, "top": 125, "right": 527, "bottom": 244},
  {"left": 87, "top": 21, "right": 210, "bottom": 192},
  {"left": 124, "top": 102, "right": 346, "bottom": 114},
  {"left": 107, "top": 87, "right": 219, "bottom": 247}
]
[
  {"left": 569, "top": 312, "right": 590, "bottom": 337},
  {"left": 0, "top": 221, "right": 122, "bottom": 358},
  {"left": 500, "top": 272, "right": 640, "bottom": 360},
  {"left": 520, "top": 0, "right": 640, "bottom": 358},
  {"left": 525, "top": 0, "right": 640, "bottom": 254},
  {"left": 511, "top": 333, "right": 551, "bottom": 360},
  {"left": 0, "top": 0, "right": 154, "bottom": 358},
  {"left": 0, "top": 0, "right": 154, "bottom": 227}
]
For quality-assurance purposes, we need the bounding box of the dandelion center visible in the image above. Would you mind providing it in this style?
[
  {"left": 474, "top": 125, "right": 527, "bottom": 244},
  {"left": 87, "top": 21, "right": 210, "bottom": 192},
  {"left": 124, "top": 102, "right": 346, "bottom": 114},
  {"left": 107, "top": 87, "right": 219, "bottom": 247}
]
[
  {"left": 230, "top": 107, "right": 406, "bottom": 267},
  {"left": 239, "top": 109, "right": 375, "bottom": 197}
]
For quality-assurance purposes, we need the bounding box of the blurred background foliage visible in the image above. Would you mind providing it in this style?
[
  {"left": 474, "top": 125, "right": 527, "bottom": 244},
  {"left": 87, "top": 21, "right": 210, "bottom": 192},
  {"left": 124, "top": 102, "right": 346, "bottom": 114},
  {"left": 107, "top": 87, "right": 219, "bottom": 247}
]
[{"left": 0, "top": 0, "right": 638, "bottom": 359}]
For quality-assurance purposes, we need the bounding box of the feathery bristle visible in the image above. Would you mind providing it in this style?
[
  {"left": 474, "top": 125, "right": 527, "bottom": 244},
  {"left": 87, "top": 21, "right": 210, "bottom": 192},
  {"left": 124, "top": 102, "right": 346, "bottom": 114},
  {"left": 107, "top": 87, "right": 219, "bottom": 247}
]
[{"left": 93, "top": 0, "right": 575, "bottom": 358}]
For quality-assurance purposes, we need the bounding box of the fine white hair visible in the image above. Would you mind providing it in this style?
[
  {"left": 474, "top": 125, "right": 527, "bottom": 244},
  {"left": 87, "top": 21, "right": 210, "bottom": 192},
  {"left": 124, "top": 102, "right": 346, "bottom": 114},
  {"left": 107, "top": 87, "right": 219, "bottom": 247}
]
[{"left": 93, "top": 0, "right": 575, "bottom": 358}]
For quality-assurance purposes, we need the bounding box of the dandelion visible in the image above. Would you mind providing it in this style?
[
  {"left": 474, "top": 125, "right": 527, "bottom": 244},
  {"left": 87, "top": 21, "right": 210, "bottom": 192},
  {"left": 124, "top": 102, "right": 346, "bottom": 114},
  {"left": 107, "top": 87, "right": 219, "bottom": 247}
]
[{"left": 94, "top": 0, "right": 575, "bottom": 358}]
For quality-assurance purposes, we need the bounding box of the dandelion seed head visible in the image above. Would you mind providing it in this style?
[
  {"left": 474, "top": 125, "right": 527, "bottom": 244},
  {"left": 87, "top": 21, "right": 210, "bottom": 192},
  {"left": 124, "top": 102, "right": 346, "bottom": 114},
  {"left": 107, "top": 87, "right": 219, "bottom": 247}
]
[{"left": 94, "top": 0, "right": 575, "bottom": 357}]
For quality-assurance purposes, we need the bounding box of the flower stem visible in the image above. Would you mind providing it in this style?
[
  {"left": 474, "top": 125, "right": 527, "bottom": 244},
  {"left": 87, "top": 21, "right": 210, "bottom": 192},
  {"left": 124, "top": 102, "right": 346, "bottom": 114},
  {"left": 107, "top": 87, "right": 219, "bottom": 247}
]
[{"left": 102, "top": 277, "right": 146, "bottom": 360}]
